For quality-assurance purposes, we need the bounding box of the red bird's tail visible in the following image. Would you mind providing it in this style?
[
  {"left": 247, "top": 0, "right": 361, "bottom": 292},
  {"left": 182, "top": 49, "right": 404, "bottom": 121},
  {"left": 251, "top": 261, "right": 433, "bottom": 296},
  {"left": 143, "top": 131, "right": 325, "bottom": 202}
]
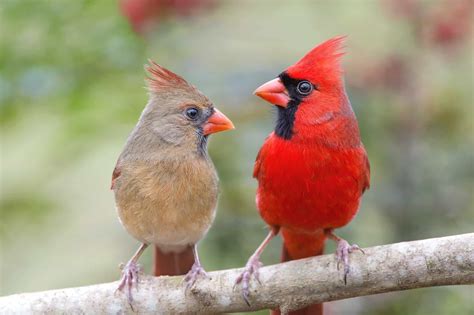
[
  {"left": 153, "top": 245, "right": 195, "bottom": 276},
  {"left": 271, "top": 229, "right": 326, "bottom": 315}
]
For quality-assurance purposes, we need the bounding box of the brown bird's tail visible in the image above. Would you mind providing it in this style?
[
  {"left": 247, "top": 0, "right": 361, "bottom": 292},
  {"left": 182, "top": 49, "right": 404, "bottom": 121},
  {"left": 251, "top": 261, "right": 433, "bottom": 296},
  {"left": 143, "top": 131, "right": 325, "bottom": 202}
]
[
  {"left": 271, "top": 229, "right": 327, "bottom": 315},
  {"left": 153, "top": 245, "right": 195, "bottom": 276}
]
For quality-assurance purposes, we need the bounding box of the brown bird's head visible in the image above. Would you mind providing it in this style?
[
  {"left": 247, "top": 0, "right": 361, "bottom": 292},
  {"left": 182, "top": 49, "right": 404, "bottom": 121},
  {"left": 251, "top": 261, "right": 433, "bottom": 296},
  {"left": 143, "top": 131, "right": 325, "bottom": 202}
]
[{"left": 141, "top": 60, "right": 234, "bottom": 154}]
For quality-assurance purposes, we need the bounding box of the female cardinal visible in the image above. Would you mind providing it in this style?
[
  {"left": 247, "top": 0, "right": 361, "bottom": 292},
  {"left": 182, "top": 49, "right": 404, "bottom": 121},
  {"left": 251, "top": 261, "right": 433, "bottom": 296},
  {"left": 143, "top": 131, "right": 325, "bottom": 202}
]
[
  {"left": 111, "top": 61, "right": 234, "bottom": 301},
  {"left": 236, "top": 37, "right": 370, "bottom": 315}
]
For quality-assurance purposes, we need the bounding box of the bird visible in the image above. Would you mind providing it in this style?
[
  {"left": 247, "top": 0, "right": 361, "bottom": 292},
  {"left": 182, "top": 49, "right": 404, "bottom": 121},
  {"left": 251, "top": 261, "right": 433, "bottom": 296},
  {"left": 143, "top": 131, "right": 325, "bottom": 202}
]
[
  {"left": 235, "top": 36, "right": 370, "bottom": 315},
  {"left": 111, "top": 61, "right": 234, "bottom": 302}
]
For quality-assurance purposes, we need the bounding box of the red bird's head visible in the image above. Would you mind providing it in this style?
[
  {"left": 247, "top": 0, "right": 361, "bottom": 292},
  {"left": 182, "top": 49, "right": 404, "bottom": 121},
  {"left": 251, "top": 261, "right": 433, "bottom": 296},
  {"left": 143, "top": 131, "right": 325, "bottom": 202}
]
[{"left": 255, "top": 36, "right": 358, "bottom": 142}]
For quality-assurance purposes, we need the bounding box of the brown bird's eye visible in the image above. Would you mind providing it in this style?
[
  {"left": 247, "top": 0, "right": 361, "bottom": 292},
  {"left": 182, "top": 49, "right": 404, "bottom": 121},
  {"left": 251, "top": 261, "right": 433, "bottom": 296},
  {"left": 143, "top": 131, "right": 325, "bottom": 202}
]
[
  {"left": 296, "top": 81, "right": 313, "bottom": 95},
  {"left": 185, "top": 107, "right": 200, "bottom": 120}
]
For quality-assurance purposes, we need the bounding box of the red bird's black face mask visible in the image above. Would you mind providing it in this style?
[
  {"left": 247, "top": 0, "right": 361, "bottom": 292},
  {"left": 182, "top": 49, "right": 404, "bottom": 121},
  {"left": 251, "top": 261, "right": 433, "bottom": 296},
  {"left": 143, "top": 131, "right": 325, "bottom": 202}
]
[{"left": 257, "top": 72, "right": 318, "bottom": 140}]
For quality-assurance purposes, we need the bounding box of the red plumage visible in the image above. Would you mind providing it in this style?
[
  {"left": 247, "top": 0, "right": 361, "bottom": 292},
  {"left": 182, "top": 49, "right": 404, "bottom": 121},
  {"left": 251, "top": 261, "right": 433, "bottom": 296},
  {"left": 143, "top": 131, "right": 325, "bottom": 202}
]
[
  {"left": 256, "top": 132, "right": 370, "bottom": 259},
  {"left": 237, "top": 37, "right": 370, "bottom": 315}
]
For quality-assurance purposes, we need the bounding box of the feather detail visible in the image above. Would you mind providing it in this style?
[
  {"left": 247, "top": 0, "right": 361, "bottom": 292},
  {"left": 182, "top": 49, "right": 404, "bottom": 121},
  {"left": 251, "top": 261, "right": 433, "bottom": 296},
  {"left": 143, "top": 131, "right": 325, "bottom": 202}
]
[
  {"left": 111, "top": 165, "right": 121, "bottom": 190},
  {"left": 287, "top": 36, "right": 347, "bottom": 83},
  {"left": 253, "top": 149, "right": 262, "bottom": 179},
  {"left": 145, "top": 60, "right": 191, "bottom": 93},
  {"left": 294, "top": 35, "right": 346, "bottom": 67},
  {"left": 362, "top": 149, "right": 371, "bottom": 193}
]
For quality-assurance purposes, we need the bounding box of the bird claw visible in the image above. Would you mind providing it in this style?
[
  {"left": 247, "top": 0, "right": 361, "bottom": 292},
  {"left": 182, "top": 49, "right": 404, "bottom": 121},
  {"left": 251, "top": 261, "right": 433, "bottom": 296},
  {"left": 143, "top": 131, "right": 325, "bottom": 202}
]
[
  {"left": 335, "top": 239, "right": 364, "bottom": 284},
  {"left": 116, "top": 261, "right": 142, "bottom": 305},
  {"left": 234, "top": 256, "right": 263, "bottom": 306},
  {"left": 184, "top": 262, "right": 208, "bottom": 291}
]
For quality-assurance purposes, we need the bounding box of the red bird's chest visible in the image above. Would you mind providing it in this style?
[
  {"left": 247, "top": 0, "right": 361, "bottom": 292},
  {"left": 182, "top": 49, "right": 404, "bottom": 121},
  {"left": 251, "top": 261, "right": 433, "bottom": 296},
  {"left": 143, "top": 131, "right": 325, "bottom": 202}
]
[{"left": 255, "top": 136, "right": 368, "bottom": 232}]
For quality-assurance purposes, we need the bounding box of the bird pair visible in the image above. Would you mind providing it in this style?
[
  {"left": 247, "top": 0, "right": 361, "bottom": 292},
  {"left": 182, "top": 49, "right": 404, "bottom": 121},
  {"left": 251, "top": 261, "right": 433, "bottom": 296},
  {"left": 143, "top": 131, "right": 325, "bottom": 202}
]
[{"left": 112, "top": 36, "right": 370, "bottom": 315}]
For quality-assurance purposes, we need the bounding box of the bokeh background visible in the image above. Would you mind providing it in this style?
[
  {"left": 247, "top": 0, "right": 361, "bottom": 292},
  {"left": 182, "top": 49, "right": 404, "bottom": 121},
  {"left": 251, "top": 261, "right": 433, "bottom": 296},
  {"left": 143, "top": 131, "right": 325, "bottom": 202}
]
[{"left": 1, "top": 0, "right": 473, "bottom": 314}]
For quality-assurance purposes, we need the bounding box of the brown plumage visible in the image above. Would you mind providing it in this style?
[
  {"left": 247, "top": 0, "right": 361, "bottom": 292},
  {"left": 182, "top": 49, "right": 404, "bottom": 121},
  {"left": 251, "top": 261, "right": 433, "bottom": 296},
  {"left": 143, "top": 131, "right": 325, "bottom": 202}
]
[{"left": 112, "top": 61, "right": 234, "bottom": 301}]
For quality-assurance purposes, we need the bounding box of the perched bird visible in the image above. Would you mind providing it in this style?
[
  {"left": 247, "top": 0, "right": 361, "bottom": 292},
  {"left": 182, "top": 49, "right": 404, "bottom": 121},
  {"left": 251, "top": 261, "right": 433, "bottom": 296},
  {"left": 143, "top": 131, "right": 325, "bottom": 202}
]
[
  {"left": 112, "top": 61, "right": 234, "bottom": 301},
  {"left": 236, "top": 37, "right": 370, "bottom": 315}
]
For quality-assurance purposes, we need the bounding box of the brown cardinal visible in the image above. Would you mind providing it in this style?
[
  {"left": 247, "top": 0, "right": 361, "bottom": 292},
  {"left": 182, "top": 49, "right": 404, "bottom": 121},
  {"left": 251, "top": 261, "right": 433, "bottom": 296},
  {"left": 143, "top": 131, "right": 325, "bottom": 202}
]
[
  {"left": 235, "top": 37, "right": 370, "bottom": 315},
  {"left": 112, "top": 61, "right": 234, "bottom": 301}
]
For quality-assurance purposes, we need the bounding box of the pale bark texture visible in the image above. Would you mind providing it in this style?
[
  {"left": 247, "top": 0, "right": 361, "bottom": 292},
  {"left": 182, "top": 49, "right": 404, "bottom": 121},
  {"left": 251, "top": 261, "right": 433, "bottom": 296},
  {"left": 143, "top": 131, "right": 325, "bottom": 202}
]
[{"left": 1, "top": 233, "right": 473, "bottom": 314}]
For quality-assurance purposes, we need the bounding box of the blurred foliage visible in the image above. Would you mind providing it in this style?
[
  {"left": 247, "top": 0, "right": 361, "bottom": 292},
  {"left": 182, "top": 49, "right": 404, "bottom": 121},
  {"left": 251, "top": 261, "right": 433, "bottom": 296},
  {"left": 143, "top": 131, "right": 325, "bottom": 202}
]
[{"left": 0, "top": 0, "right": 473, "bottom": 314}]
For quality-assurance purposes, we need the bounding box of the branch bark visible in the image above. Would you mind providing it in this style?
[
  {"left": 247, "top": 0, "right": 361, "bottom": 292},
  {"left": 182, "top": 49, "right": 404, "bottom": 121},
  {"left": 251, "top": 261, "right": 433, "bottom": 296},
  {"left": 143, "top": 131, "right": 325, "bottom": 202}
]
[{"left": 1, "top": 233, "right": 473, "bottom": 314}]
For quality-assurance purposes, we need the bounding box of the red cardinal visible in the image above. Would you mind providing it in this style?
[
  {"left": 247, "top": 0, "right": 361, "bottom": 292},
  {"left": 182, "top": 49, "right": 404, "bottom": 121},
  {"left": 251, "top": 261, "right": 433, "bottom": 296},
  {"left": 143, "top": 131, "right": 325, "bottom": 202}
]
[{"left": 236, "top": 37, "right": 370, "bottom": 315}]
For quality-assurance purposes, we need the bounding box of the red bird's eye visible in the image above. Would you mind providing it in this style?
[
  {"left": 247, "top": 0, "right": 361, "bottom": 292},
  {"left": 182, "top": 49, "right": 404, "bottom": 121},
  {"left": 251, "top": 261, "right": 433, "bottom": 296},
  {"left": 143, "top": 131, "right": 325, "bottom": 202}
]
[{"left": 296, "top": 81, "right": 313, "bottom": 95}]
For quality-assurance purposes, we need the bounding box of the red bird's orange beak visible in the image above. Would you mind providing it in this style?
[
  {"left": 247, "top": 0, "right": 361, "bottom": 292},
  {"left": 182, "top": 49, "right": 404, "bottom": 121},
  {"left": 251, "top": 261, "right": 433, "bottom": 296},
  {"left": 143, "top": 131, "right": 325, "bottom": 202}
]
[
  {"left": 203, "top": 108, "right": 235, "bottom": 135},
  {"left": 254, "top": 78, "right": 290, "bottom": 107}
]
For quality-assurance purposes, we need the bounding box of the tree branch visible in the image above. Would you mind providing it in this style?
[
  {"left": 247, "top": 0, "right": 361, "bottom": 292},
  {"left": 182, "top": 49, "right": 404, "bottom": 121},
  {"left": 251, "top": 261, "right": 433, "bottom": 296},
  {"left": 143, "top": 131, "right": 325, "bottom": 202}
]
[{"left": 1, "top": 233, "right": 473, "bottom": 314}]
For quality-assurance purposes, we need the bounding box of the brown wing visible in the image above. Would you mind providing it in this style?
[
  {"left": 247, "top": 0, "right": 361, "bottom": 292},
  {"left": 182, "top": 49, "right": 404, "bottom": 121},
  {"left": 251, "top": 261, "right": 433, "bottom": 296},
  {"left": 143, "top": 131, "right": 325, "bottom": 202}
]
[{"left": 111, "top": 164, "right": 121, "bottom": 190}]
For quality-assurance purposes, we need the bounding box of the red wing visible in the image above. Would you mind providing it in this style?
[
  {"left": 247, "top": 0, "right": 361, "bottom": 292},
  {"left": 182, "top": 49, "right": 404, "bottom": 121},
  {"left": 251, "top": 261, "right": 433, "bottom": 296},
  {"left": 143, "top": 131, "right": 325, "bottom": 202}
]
[
  {"left": 253, "top": 135, "right": 272, "bottom": 179},
  {"left": 111, "top": 165, "right": 121, "bottom": 190},
  {"left": 254, "top": 135, "right": 274, "bottom": 179},
  {"left": 361, "top": 148, "right": 371, "bottom": 193},
  {"left": 253, "top": 147, "right": 263, "bottom": 179}
]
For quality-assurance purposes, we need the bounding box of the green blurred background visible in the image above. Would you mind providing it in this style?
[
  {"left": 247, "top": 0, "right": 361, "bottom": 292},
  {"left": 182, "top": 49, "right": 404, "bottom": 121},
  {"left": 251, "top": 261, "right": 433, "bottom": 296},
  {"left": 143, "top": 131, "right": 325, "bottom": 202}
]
[{"left": 1, "top": 0, "right": 473, "bottom": 314}]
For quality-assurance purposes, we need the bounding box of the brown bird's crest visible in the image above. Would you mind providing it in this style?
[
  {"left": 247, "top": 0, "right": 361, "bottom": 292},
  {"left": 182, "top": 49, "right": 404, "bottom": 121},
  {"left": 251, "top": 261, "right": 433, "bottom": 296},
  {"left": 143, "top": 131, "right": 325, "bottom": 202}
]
[{"left": 145, "top": 60, "right": 192, "bottom": 93}]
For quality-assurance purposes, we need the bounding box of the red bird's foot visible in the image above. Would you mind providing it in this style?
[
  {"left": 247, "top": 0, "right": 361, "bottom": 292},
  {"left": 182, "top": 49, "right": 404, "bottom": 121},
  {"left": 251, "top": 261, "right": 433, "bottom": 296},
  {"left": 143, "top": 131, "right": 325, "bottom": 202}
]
[
  {"left": 234, "top": 228, "right": 277, "bottom": 306},
  {"left": 235, "top": 255, "right": 263, "bottom": 306},
  {"left": 116, "top": 261, "right": 142, "bottom": 303},
  {"left": 334, "top": 239, "right": 364, "bottom": 284},
  {"left": 184, "top": 262, "right": 208, "bottom": 290}
]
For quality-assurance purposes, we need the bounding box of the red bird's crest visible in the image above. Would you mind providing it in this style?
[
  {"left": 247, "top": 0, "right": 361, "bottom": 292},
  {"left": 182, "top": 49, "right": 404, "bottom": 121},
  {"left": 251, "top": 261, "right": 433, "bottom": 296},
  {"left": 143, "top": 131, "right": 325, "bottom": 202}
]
[
  {"left": 287, "top": 36, "right": 346, "bottom": 85},
  {"left": 145, "top": 60, "right": 191, "bottom": 93}
]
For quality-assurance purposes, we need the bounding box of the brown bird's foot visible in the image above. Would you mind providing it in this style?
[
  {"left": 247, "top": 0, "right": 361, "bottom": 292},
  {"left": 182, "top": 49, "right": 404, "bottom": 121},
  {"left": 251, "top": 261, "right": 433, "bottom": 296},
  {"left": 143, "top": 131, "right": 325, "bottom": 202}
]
[
  {"left": 184, "top": 261, "right": 208, "bottom": 290},
  {"left": 116, "top": 243, "right": 148, "bottom": 305},
  {"left": 234, "top": 255, "right": 263, "bottom": 306},
  {"left": 116, "top": 261, "right": 143, "bottom": 304},
  {"left": 326, "top": 230, "right": 364, "bottom": 284}
]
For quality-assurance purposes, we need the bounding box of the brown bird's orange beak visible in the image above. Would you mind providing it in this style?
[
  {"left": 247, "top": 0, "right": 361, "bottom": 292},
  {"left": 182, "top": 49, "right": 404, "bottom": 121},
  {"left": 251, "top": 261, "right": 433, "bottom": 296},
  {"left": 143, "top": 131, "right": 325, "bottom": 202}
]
[
  {"left": 203, "top": 108, "right": 235, "bottom": 135},
  {"left": 254, "top": 78, "right": 290, "bottom": 108}
]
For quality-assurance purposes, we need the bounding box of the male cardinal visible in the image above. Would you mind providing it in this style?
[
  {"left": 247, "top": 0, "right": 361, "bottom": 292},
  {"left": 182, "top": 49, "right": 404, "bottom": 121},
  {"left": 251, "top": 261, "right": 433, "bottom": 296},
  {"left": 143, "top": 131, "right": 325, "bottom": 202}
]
[
  {"left": 236, "top": 37, "right": 370, "bottom": 315},
  {"left": 111, "top": 61, "right": 234, "bottom": 301}
]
